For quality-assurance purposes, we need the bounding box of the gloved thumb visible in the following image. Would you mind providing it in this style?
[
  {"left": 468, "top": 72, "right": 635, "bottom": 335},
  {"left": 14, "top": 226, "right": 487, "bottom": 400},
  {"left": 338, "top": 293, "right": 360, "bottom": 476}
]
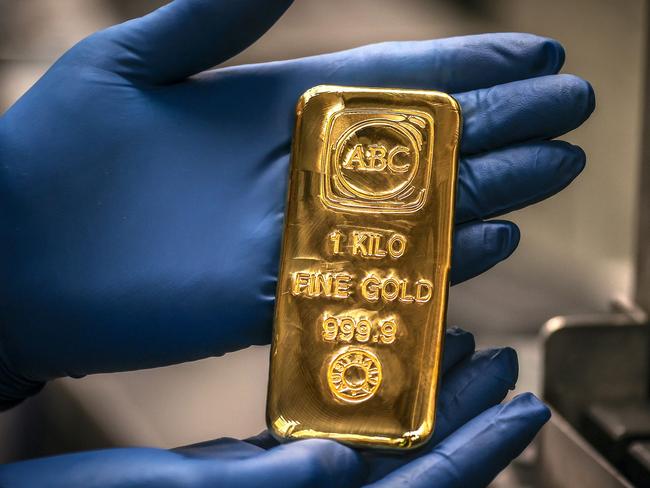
[{"left": 78, "top": 0, "right": 294, "bottom": 85}]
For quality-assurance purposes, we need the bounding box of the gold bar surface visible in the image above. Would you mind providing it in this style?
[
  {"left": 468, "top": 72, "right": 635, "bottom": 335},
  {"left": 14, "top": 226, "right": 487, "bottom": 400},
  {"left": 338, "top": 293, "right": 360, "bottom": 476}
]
[{"left": 267, "top": 85, "right": 461, "bottom": 449}]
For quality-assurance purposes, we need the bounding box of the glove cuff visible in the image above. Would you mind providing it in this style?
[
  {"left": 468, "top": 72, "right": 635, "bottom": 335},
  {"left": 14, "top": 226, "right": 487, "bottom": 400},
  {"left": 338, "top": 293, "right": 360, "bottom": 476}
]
[{"left": 0, "top": 349, "right": 45, "bottom": 410}]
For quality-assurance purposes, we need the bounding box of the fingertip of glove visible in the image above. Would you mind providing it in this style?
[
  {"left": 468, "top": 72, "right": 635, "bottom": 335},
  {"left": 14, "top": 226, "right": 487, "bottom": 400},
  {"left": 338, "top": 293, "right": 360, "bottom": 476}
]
[
  {"left": 509, "top": 392, "right": 552, "bottom": 426},
  {"left": 450, "top": 220, "right": 521, "bottom": 285},
  {"left": 586, "top": 80, "right": 596, "bottom": 115},
  {"left": 500, "top": 347, "right": 519, "bottom": 389},
  {"left": 538, "top": 36, "right": 565, "bottom": 74},
  {"left": 572, "top": 143, "right": 588, "bottom": 167},
  {"left": 561, "top": 142, "right": 587, "bottom": 174},
  {"left": 539, "top": 140, "right": 587, "bottom": 185},
  {"left": 575, "top": 76, "right": 596, "bottom": 117},
  {"left": 490, "top": 220, "right": 521, "bottom": 259},
  {"left": 476, "top": 346, "right": 519, "bottom": 390},
  {"left": 554, "top": 74, "right": 596, "bottom": 118},
  {"left": 497, "top": 33, "right": 565, "bottom": 74}
]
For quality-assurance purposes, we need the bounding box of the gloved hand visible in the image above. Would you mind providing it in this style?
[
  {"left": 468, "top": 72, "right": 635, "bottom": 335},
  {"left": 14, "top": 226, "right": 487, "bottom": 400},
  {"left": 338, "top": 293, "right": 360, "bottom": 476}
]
[
  {"left": 0, "top": 0, "right": 594, "bottom": 407},
  {"left": 0, "top": 329, "right": 551, "bottom": 488}
]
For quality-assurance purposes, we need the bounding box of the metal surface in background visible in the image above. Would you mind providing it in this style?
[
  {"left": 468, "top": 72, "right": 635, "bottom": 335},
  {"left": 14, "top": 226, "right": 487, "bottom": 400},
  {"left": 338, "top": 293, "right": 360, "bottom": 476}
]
[
  {"left": 540, "top": 311, "right": 649, "bottom": 487},
  {"left": 542, "top": 313, "right": 648, "bottom": 427},
  {"left": 539, "top": 410, "right": 633, "bottom": 488},
  {"left": 267, "top": 86, "right": 460, "bottom": 449}
]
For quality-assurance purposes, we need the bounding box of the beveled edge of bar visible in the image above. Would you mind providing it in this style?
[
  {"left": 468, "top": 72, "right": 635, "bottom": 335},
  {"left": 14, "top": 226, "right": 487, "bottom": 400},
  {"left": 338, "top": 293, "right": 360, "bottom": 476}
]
[
  {"left": 297, "top": 84, "right": 461, "bottom": 115},
  {"left": 268, "top": 419, "right": 435, "bottom": 451}
]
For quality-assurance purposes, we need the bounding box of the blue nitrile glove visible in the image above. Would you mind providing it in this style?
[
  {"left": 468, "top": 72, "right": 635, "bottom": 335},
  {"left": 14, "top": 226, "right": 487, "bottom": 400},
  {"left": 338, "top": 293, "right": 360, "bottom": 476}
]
[
  {"left": 0, "top": 328, "right": 551, "bottom": 488},
  {"left": 0, "top": 0, "right": 595, "bottom": 407}
]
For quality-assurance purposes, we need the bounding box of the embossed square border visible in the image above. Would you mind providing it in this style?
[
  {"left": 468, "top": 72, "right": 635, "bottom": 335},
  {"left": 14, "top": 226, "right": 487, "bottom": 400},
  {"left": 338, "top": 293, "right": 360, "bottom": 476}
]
[{"left": 319, "top": 108, "right": 435, "bottom": 214}]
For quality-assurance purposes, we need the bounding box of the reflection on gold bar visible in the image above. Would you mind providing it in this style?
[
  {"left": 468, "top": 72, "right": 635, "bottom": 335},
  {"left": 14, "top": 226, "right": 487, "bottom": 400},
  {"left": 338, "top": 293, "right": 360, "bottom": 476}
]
[{"left": 266, "top": 85, "right": 461, "bottom": 449}]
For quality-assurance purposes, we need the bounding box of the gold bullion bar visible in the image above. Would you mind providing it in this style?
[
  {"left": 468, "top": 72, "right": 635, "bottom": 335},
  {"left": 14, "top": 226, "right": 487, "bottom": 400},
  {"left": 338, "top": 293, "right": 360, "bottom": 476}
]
[{"left": 266, "top": 85, "right": 461, "bottom": 450}]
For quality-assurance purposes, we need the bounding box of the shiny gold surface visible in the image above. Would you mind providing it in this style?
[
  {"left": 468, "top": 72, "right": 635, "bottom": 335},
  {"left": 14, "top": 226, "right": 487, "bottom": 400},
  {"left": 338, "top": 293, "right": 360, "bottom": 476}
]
[{"left": 266, "top": 85, "right": 461, "bottom": 449}]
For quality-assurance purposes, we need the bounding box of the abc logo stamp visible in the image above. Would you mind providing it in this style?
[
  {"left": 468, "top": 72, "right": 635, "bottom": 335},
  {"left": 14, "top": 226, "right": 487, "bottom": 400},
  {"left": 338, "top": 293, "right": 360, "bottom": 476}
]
[{"left": 320, "top": 109, "right": 434, "bottom": 214}]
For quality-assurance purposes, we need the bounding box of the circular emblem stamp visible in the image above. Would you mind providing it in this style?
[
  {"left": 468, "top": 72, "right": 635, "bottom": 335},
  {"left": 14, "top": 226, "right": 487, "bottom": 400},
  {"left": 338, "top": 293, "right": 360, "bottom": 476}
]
[{"left": 327, "top": 348, "right": 382, "bottom": 403}]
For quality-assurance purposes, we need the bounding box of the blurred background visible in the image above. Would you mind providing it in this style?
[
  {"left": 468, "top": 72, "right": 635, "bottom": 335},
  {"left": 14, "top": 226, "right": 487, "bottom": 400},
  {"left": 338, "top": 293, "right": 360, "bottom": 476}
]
[{"left": 0, "top": 0, "right": 647, "bottom": 486}]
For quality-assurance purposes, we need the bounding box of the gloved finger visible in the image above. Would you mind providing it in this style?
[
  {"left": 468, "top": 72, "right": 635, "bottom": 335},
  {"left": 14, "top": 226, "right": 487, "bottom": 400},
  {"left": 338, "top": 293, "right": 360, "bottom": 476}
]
[
  {"left": 364, "top": 347, "right": 518, "bottom": 482},
  {"left": 0, "top": 440, "right": 364, "bottom": 488},
  {"left": 214, "top": 33, "right": 564, "bottom": 112},
  {"left": 274, "top": 33, "right": 563, "bottom": 94},
  {"left": 82, "top": 0, "right": 294, "bottom": 85},
  {"left": 367, "top": 393, "right": 551, "bottom": 488},
  {"left": 178, "top": 437, "right": 365, "bottom": 488},
  {"left": 0, "top": 447, "right": 228, "bottom": 488},
  {"left": 451, "top": 221, "right": 520, "bottom": 285},
  {"left": 433, "top": 348, "right": 518, "bottom": 443},
  {"left": 230, "top": 439, "right": 366, "bottom": 488},
  {"left": 457, "top": 74, "right": 595, "bottom": 155},
  {"left": 456, "top": 141, "right": 586, "bottom": 223}
]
